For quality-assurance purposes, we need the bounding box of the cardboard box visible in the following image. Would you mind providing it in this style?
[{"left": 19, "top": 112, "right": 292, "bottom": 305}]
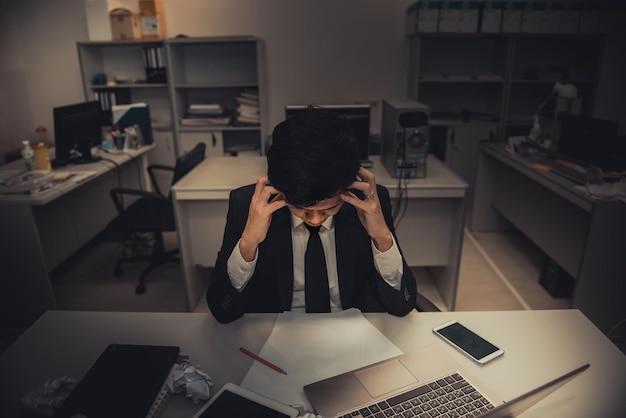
[
  {"left": 522, "top": 1, "right": 547, "bottom": 33},
  {"left": 502, "top": 2, "right": 524, "bottom": 33},
  {"left": 139, "top": 0, "right": 164, "bottom": 14},
  {"left": 539, "top": 3, "right": 561, "bottom": 33},
  {"left": 406, "top": 1, "right": 440, "bottom": 34},
  {"left": 480, "top": 2, "right": 504, "bottom": 33},
  {"left": 438, "top": 1, "right": 461, "bottom": 32},
  {"left": 139, "top": 0, "right": 166, "bottom": 39},
  {"left": 109, "top": 8, "right": 141, "bottom": 41},
  {"left": 457, "top": 1, "right": 480, "bottom": 33},
  {"left": 418, "top": 1, "right": 441, "bottom": 32},
  {"left": 557, "top": 2, "right": 581, "bottom": 34}
]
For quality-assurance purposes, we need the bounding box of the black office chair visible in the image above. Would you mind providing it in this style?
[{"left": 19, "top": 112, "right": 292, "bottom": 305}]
[
  {"left": 415, "top": 292, "right": 441, "bottom": 312},
  {"left": 108, "top": 143, "right": 206, "bottom": 294}
]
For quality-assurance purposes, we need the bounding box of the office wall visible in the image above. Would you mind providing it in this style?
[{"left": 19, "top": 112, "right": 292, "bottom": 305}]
[{"left": 0, "top": 0, "right": 88, "bottom": 163}]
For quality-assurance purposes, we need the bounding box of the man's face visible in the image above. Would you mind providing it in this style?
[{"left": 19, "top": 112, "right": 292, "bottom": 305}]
[{"left": 288, "top": 195, "right": 344, "bottom": 227}]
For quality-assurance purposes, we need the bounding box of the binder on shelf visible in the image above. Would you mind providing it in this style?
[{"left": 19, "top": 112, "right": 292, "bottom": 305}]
[
  {"left": 143, "top": 45, "right": 166, "bottom": 83},
  {"left": 94, "top": 90, "right": 130, "bottom": 122},
  {"left": 112, "top": 102, "right": 153, "bottom": 145}
]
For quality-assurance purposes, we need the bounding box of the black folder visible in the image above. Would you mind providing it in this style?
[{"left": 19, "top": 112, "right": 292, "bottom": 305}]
[{"left": 54, "top": 344, "right": 180, "bottom": 418}]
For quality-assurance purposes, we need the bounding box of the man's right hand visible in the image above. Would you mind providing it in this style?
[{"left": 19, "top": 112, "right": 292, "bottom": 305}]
[{"left": 239, "top": 175, "right": 287, "bottom": 261}]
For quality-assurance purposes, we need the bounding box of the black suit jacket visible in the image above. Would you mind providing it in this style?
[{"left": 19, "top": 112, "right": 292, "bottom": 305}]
[{"left": 207, "top": 184, "right": 416, "bottom": 323}]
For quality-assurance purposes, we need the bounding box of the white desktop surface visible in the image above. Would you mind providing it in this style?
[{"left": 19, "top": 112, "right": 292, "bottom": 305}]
[
  {"left": 0, "top": 309, "right": 623, "bottom": 418},
  {"left": 0, "top": 146, "right": 154, "bottom": 205}
]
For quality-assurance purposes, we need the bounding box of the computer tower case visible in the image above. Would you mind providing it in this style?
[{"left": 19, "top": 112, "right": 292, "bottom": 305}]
[{"left": 381, "top": 99, "right": 430, "bottom": 178}]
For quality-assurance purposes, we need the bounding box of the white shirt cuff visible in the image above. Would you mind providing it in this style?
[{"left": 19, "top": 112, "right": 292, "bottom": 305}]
[
  {"left": 372, "top": 235, "right": 403, "bottom": 291},
  {"left": 227, "top": 239, "right": 257, "bottom": 291}
]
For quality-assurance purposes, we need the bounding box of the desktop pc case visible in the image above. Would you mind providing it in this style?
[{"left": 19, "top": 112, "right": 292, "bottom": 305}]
[{"left": 381, "top": 99, "right": 430, "bottom": 178}]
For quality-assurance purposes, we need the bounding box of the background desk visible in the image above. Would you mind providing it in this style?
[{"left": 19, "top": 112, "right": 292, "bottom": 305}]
[
  {"left": 0, "top": 146, "right": 154, "bottom": 328},
  {"left": 471, "top": 142, "right": 626, "bottom": 335},
  {"left": 172, "top": 155, "right": 468, "bottom": 312},
  {"left": 0, "top": 309, "right": 624, "bottom": 417}
]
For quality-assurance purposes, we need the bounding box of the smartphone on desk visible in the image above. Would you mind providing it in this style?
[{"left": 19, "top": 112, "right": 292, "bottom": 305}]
[{"left": 433, "top": 320, "right": 504, "bottom": 365}]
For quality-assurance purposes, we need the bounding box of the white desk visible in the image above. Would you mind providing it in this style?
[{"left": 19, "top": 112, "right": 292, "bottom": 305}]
[
  {"left": 0, "top": 309, "right": 623, "bottom": 417},
  {"left": 471, "top": 142, "right": 626, "bottom": 335},
  {"left": 172, "top": 155, "right": 468, "bottom": 312},
  {"left": 0, "top": 146, "right": 154, "bottom": 328}
]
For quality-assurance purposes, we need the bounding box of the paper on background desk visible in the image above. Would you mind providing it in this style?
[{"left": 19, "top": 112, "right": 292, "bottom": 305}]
[{"left": 240, "top": 308, "right": 402, "bottom": 412}]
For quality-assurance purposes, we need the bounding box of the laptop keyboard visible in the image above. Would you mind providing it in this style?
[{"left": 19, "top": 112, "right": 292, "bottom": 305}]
[{"left": 338, "top": 372, "right": 495, "bottom": 418}]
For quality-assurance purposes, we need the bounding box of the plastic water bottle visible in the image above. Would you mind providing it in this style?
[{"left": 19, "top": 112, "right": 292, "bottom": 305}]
[{"left": 21, "top": 140, "right": 35, "bottom": 171}]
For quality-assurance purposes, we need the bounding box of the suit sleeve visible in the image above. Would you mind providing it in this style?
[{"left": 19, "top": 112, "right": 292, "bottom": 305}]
[
  {"left": 206, "top": 186, "right": 254, "bottom": 323},
  {"left": 370, "top": 185, "right": 417, "bottom": 316}
]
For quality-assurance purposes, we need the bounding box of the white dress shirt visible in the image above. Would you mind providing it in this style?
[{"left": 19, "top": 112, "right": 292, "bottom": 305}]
[{"left": 227, "top": 212, "right": 403, "bottom": 312}]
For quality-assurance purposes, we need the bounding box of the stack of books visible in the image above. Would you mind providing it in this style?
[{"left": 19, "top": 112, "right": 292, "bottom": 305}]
[
  {"left": 235, "top": 91, "right": 260, "bottom": 125},
  {"left": 181, "top": 104, "right": 232, "bottom": 126}
]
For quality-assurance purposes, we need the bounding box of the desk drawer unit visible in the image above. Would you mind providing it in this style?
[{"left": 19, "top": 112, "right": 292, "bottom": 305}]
[{"left": 492, "top": 164, "right": 589, "bottom": 278}]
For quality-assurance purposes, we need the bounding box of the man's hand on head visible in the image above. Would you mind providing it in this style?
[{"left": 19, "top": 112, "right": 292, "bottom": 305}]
[
  {"left": 340, "top": 167, "right": 393, "bottom": 252},
  {"left": 239, "top": 175, "right": 287, "bottom": 261}
]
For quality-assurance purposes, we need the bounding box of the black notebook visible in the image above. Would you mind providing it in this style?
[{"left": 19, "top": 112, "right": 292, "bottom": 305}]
[{"left": 54, "top": 344, "right": 180, "bottom": 418}]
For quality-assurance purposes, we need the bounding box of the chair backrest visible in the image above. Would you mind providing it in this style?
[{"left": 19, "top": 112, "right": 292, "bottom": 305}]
[{"left": 170, "top": 142, "right": 206, "bottom": 190}]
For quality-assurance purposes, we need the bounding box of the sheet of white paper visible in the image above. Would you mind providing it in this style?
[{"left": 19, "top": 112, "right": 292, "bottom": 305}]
[{"left": 240, "top": 308, "right": 402, "bottom": 412}]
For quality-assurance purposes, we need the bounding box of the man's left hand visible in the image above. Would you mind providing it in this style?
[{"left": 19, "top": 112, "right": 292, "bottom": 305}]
[{"left": 340, "top": 167, "right": 393, "bottom": 252}]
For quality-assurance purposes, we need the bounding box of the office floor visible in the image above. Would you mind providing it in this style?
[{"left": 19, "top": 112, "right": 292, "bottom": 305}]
[{"left": 0, "top": 228, "right": 570, "bottom": 355}]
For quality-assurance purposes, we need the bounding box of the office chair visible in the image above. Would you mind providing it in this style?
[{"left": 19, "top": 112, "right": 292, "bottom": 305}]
[
  {"left": 108, "top": 142, "right": 206, "bottom": 294},
  {"left": 415, "top": 292, "right": 441, "bottom": 312}
]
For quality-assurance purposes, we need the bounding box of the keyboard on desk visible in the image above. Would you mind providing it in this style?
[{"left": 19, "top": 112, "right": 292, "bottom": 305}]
[{"left": 338, "top": 372, "right": 495, "bottom": 418}]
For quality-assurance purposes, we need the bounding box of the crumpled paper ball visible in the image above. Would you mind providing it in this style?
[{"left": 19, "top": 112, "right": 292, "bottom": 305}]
[
  {"left": 166, "top": 360, "right": 213, "bottom": 403},
  {"left": 21, "top": 376, "right": 77, "bottom": 416}
]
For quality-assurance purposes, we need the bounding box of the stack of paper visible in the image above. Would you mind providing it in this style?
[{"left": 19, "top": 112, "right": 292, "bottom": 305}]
[
  {"left": 235, "top": 91, "right": 260, "bottom": 125},
  {"left": 240, "top": 309, "right": 402, "bottom": 412},
  {"left": 182, "top": 104, "right": 232, "bottom": 126}
]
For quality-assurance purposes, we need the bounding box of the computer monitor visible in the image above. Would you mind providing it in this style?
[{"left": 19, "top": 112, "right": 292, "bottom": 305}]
[
  {"left": 556, "top": 114, "right": 620, "bottom": 171},
  {"left": 53, "top": 101, "right": 103, "bottom": 166},
  {"left": 284, "top": 104, "right": 371, "bottom": 162}
]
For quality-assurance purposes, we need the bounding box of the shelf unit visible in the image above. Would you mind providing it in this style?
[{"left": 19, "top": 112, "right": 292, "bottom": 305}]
[
  {"left": 407, "top": 33, "right": 605, "bottom": 194},
  {"left": 76, "top": 36, "right": 267, "bottom": 165},
  {"left": 408, "top": 33, "right": 605, "bottom": 138},
  {"left": 166, "top": 36, "right": 266, "bottom": 157}
]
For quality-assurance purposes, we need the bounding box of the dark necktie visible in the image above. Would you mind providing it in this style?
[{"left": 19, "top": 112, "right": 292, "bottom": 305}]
[{"left": 304, "top": 224, "right": 331, "bottom": 313}]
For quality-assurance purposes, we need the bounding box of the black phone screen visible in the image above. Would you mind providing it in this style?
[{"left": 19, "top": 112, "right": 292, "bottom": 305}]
[{"left": 436, "top": 322, "right": 499, "bottom": 360}]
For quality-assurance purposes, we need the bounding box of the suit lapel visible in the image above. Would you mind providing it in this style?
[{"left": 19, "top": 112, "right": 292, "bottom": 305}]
[{"left": 267, "top": 207, "right": 294, "bottom": 310}]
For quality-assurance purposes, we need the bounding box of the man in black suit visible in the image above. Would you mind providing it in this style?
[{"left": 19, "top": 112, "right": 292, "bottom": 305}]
[{"left": 207, "top": 107, "right": 416, "bottom": 323}]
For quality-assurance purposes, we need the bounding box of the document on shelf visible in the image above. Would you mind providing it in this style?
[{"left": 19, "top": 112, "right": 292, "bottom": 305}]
[{"left": 240, "top": 308, "right": 402, "bottom": 412}]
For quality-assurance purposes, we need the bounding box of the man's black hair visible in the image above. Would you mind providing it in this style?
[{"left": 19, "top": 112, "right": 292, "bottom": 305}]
[{"left": 267, "top": 106, "right": 360, "bottom": 208}]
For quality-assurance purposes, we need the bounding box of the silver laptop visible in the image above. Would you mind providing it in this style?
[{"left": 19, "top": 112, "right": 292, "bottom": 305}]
[{"left": 304, "top": 344, "right": 588, "bottom": 418}]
